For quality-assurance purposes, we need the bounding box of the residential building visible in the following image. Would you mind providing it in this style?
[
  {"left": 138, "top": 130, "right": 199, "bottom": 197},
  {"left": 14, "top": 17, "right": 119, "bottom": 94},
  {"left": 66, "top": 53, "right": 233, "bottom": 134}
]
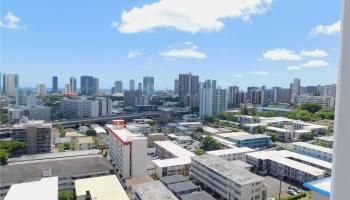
[
  {"left": 178, "top": 73, "right": 199, "bottom": 107},
  {"left": 228, "top": 86, "right": 241, "bottom": 108},
  {"left": 147, "top": 133, "right": 167, "bottom": 147},
  {"left": 132, "top": 181, "right": 179, "bottom": 200},
  {"left": 226, "top": 134, "right": 271, "bottom": 148},
  {"left": 93, "top": 77, "right": 99, "bottom": 95},
  {"left": 114, "top": 80, "right": 123, "bottom": 93},
  {"left": 126, "top": 123, "right": 151, "bottom": 135},
  {"left": 273, "top": 87, "right": 291, "bottom": 103},
  {"left": 304, "top": 178, "right": 331, "bottom": 200},
  {"left": 167, "top": 181, "right": 199, "bottom": 197},
  {"left": 291, "top": 78, "right": 301, "bottom": 104},
  {"left": 70, "top": 77, "right": 77, "bottom": 93},
  {"left": 293, "top": 142, "right": 333, "bottom": 162},
  {"left": 75, "top": 175, "right": 129, "bottom": 200},
  {"left": 174, "top": 78, "right": 179, "bottom": 95},
  {"left": 60, "top": 98, "right": 99, "bottom": 119},
  {"left": 107, "top": 122, "right": 148, "bottom": 179},
  {"left": 191, "top": 155, "right": 264, "bottom": 200},
  {"left": 52, "top": 76, "right": 58, "bottom": 93},
  {"left": 4, "top": 177, "right": 58, "bottom": 200},
  {"left": 0, "top": 155, "right": 112, "bottom": 197},
  {"left": 36, "top": 84, "right": 47, "bottom": 96},
  {"left": 130, "top": 79, "right": 135, "bottom": 91},
  {"left": 95, "top": 97, "right": 112, "bottom": 116},
  {"left": 28, "top": 106, "right": 52, "bottom": 121},
  {"left": 315, "top": 136, "right": 334, "bottom": 148},
  {"left": 299, "top": 95, "right": 335, "bottom": 108},
  {"left": 11, "top": 121, "right": 52, "bottom": 154},
  {"left": 72, "top": 136, "right": 95, "bottom": 151},
  {"left": 17, "top": 89, "right": 36, "bottom": 106},
  {"left": 200, "top": 87, "right": 228, "bottom": 117},
  {"left": 64, "top": 84, "right": 71, "bottom": 94},
  {"left": 2, "top": 74, "right": 19, "bottom": 96},
  {"left": 180, "top": 191, "right": 216, "bottom": 200},
  {"left": 137, "top": 82, "right": 142, "bottom": 91},
  {"left": 246, "top": 151, "right": 326, "bottom": 184},
  {"left": 80, "top": 76, "right": 94, "bottom": 96},
  {"left": 124, "top": 90, "right": 142, "bottom": 106},
  {"left": 246, "top": 86, "right": 262, "bottom": 105},
  {"left": 143, "top": 76, "right": 154, "bottom": 95},
  {"left": 153, "top": 141, "right": 195, "bottom": 177},
  {"left": 207, "top": 147, "right": 255, "bottom": 162}
]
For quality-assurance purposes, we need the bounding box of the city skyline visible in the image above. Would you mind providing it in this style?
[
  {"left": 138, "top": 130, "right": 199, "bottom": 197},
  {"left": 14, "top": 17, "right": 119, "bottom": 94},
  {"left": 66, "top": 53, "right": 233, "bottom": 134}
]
[{"left": 1, "top": 0, "right": 340, "bottom": 89}]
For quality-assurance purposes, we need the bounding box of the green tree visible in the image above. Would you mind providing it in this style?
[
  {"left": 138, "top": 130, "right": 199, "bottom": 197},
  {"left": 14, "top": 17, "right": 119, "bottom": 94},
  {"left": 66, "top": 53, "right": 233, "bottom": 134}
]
[
  {"left": 195, "top": 148, "right": 206, "bottom": 155},
  {"left": 58, "top": 190, "right": 75, "bottom": 200},
  {"left": 241, "top": 104, "right": 249, "bottom": 115},
  {"left": 300, "top": 102, "right": 322, "bottom": 113},
  {"left": 255, "top": 126, "right": 266, "bottom": 134},
  {"left": 191, "top": 107, "right": 199, "bottom": 113},
  {"left": 57, "top": 125, "right": 65, "bottom": 137},
  {"left": 86, "top": 129, "right": 97, "bottom": 136},
  {"left": 0, "top": 112, "right": 8, "bottom": 124},
  {"left": 316, "top": 108, "right": 335, "bottom": 120},
  {"left": 0, "top": 140, "right": 26, "bottom": 165},
  {"left": 202, "top": 135, "right": 220, "bottom": 151},
  {"left": 63, "top": 142, "right": 71, "bottom": 150},
  {"left": 270, "top": 133, "right": 278, "bottom": 143},
  {"left": 196, "top": 127, "right": 204, "bottom": 133},
  {"left": 0, "top": 150, "right": 9, "bottom": 165}
]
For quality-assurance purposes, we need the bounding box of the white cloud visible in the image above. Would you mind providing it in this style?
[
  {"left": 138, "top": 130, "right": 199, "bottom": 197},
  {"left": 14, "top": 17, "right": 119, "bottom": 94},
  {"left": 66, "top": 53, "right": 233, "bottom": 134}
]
[
  {"left": 262, "top": 49, "right": 302, "bottom": 61},
  {"left": 300, "top": 60, "right": 328, "bottom": 68},
  {"left": 287, "top": 66, "right": 302, "bottom": 71},
  {"left": 0, "top": 12, "right": 25, "bottom": 30},
  {"left": 127, "top": 50, "right": 142, "bottom": 58},
  {"left": 309, "top": 20, "right": 340, "bottom": 37},
  {"left": 300, "top": 49, "right": 328, "bottom": 57},
  {"left": 114, "top": 0, "right": 274, "bottom": 34},
  {"left": 159, "top": 45, "right": 206, "bottom": 59},
  {"left": 232, "top": 74, "right": 244, "bottom": 78},
  {"left": 248, "top": 71, "right": 270, "bottom": 75}
]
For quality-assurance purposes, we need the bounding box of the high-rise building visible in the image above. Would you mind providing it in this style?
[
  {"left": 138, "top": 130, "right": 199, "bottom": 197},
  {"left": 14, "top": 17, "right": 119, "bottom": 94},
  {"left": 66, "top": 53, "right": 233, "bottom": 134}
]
[
  {"left": 291, "top": 78, "right": 301, "bottom": 104},
  {"left": 93, "top": 77, "right": 99, "bottom": 95},
  {"left": 95, "top": 97, "right": 112, "bottom": 117},
  {"left": 129, "top": 79, "right": 135, "bottom": 91},
  {"left": 124, "top": 90, "right": 142, "bottom": 107},
  {"left": 3, "top": 74, "right": 19, "bottom": 96},
  {"left": 64, "top": 84, "right": 71, "bottom": 94},
  {"left": 36, "top": 84, "right": 47, "bottom": 96},
  {"left": 261, "top": 86, "right": 267, "bottom": 106},
  {"left": 246, "top": 87, "right": 262, "bottom": 105},
  {"left": 80, "top": 76, "right": 94, "bottom": 96},
  {"left": 137, "top": 83, "right": 142, "bottom": 92},
  {"left": 228, "top": 86, "right": 241, "bottom": 108},
  {"left": 114, "top": 80, "right": 123, "bottom": 93},
  {"left": 60, "top": 98, "right": 99, "bottom": 119},
  {"left": 12, "top": 121, "right": 52, "bottom": 154},
  {"left": 200, "top": 87, "right": 228, "bottom": 117},
  {"left": 273, "top": 87, "right": 291, "bottom": 103},
  {"left": 212, "top": 80, "right": 217, "bottom": 89},
  {"left": 143, "top": 76, "right": 154, "bottom": 96},
  {"left": 70, "top": 77, "right": 77, "bottom": 93},
  {"left": 179, "top": 73, "right": 200, "bottom": 107},
  {"left": 52, "top": 76, "right": 58, "bottom": 93},
  {"left": 18, "top": 89, "right": 36, "bottom": 106},
  {"left": 174, "top": 79, "right": 179, "bottom": 95}
]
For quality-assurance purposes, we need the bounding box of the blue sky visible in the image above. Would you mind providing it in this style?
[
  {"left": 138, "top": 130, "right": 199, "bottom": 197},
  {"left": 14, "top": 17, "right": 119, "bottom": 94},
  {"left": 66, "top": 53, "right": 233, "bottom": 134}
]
[{"left": 1, "top": 0, "right": 340, "bottom": 90}]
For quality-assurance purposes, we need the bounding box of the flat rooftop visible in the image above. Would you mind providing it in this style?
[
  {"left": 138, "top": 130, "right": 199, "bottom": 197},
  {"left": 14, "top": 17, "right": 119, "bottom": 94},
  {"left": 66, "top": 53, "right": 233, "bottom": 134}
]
[
  {"left": 304, "top": 177, "right": 331, "bottom": 198},
  {"left": 203, "top": 126, "right": 221, "bottom": 134},
  {"left": 160, "top": 175, "right": 187, "bottom": 185},
  {"left": 7, "top": 149, "right": 100, "bottom": 164},
  {"left": 317, "top": 136, "right": 334, "bottom": 142},
  {"left": 217, "top": 132, "right": 250, "bottom": 138},
  {"left": 153, "top": 157, "right": 191, "bottom": 168},
  {"left": 75, "top": 175, "right": 129, "bottom": 200},
  {"left": 271, "top": 150, "right": 332, "bottom": 170},
  {"left": 0, "top": 155, "right": 112, "bottom": 185},
  {"left": 180, "top": 191, "right": 216, "bottom": 200},
  {"left": 293, "top": 142, "right": 333, "bottom": 154},
  {"left": 167, "top": 181, "right": 198, "bottom": 193},
  {"left": 246, "top": 151, "right": 326, "bottom": 176},
  {"left": 132, "top": 181, "right": 179, "bottom": 200},
  {"left": 207, "top": 147, "right": 255, "bottom": 156},
  {"left": 4, "top": 177, "right": 58, "bottom": 200},
  {"left": 192, "top": 155, "right": 263, "bottom": 185},
  {"left": 107, "top": 124, "right": 144, "bottom": 143},
  {"left": 231, "top": 160, "right": 253, "bottom": 169},
  {"left": 155, "top": 141, "right": 195, "bottom": 158},
  {"left": 229, "top": 134, "right": 271, "bottom": 140}
]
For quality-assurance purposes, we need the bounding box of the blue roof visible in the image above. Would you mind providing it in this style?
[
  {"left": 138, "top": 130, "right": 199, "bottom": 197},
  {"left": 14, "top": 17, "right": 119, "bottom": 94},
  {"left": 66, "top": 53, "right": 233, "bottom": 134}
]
[{"left": 303, "top": 177, "right": 331, "bottom": 198}]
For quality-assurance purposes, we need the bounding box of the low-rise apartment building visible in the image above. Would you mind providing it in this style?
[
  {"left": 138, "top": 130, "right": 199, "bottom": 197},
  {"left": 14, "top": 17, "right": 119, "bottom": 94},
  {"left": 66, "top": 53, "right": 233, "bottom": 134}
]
[
  {"left": 226, "top": 134, "right": 271, "bottom": 148},
  {"left": 191, "top": 154, "right": 264, "bottom": 200},
  {"left": 293, "top": 142, "right": 333, "bottom": 162},
  {"left": 207, "top": 147, "right": 255, "bottom": 162},
  {"left": 246, "top": 151, "right": 326, "bottom": 184},
  {"left": 153, "top": 141, "right": 195, "bottom": 177}
]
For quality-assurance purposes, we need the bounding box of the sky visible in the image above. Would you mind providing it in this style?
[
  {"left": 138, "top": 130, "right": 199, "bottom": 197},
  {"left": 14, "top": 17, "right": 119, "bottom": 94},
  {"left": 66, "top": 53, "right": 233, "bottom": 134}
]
[{"left": 0, "top": 0, "right": 341, "bottom": 90}]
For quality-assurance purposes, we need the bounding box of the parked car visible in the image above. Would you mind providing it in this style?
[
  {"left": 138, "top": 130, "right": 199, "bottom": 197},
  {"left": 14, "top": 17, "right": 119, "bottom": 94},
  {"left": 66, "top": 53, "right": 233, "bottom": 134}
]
[{"left": 287, "top": 189, "right": 298, "bottom": 195}]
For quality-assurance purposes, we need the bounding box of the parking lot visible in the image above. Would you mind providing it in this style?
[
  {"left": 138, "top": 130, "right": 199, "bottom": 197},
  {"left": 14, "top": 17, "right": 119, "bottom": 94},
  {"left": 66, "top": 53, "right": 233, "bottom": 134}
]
[{"left": 263, "top": 176, "right": 305, "bottom": 199}]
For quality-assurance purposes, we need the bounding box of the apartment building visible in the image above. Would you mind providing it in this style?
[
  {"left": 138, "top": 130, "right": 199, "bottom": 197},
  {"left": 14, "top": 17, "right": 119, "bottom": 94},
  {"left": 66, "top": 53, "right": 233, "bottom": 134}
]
[
  {"left": 246, "top": 151, "right": 326, "bottom": 184},
  {"left": 299, "top": 95, "right": 335, "bottom": 108},
  {"left": 226, "top": 134, "right": 271, "bottom": 148},
  {"left": 153, "top": 141, "right": 195, "bottom": 177},
  {"left": 207, "top": 147, "right": 255, "bottom": 162},
  {"left": 126, "top": 123, "right": 151, "bottom": 135},
  {"left": 293, "top": 142, "right": 333, "bottom": 162},
  {"left": 107, "top": 122, "right": 148, "bottom": 179},
  {"left": 132, "top": 181, "right": 179, "bottom": 200},
  {"left": 191, "top": 155, "right": 264, "bottom": 200},
  {"left": 11, "top": 121, "right": 52, "bottom": 154}
]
